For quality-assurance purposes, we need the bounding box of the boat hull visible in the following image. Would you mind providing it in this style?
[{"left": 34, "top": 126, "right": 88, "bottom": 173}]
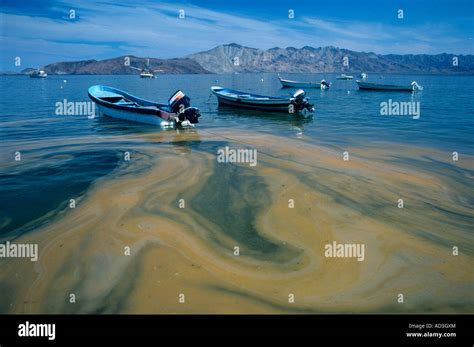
[
  {"left": 356, "top": 81, "right": 414, "bottom": 91},
  {"left": 216, "top": 97, "right": 291, "bottom": 112},
  {"left": 280, "top": 79, "right": 321, "bottom": 88},
  {"left": 336, "top": 75, "right": 353, "bottom": 80},
  {"left": 97, "top": 105, "right": 177, "bottom": 126}
]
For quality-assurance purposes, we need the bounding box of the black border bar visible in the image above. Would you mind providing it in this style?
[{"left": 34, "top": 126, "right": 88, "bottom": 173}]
[{"left": 0, "top": 314, "right": 472, "bottom": 344}]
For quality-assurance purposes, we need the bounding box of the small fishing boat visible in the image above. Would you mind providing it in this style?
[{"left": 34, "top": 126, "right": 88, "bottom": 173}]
[
  {"left": 88, "top": 85, "right": 201, "bottom": 127},
  {"left": 127, "top": 58, "right": 163, "bottom": 78},
  {"left": 336, "top": 74, "right": 353, "bottom": 80},
  {"left": 356, "top": 80, "right": 423, "bottom": 92},
  {"left": 360, "top": 72, "right": 368, "bottom": 79},
  {"left": 139, "top": 71, "right": 156, "bottom": 78},
  {"left": 210, "top": 86, "right": 314, "bottom": 115},
  {"left": 279, "top": 75, "right": 330, "bottom": 89},
  {"left": 29, "top": 69, "right": 47, "bottom": 78}
]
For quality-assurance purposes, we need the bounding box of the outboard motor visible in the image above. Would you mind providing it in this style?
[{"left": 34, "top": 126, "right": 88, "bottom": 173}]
[
  {"left": 411, "top": 81, "right": 423, "bottom": 91},
  {"left": 320, "top": 79, "right": 330, "bottom": 90},
  {"left": 168, "top": 90, "right": 201, "bottom": 125},
  {"left": 290, "top": 89, "right": 315, "bottom": 114}
]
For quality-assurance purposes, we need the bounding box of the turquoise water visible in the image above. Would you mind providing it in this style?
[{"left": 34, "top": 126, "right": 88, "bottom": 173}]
[{"left": 1, "top": 73, "right": 473, "bottom": 238}]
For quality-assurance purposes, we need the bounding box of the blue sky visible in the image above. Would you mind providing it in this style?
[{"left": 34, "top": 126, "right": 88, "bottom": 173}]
[{"left": 1, "top": 0, "right": 473, "bottom": 70}]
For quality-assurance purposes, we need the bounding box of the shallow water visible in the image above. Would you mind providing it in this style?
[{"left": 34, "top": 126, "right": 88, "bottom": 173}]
[{"left": 0, "top": 74, "right": 473, "bottom": 313}]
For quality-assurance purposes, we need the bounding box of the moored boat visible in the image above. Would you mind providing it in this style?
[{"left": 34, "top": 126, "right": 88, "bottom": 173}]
[
  {"left": 139, "top": 71, "right": 156, "bottom": 78},
  {"left": 29, "top": 69, "right": 47, "bottom": 78},
  {"left": 279, "top": 75, "right": 330, "bottom": 89},
  {"left": 88, "top": 85, "right": 201, "bottom": 127},
  {"left": 210, "top": 86, "right": 315, "bottom": 115},
  {"left": 336, "top": 74, "right": 353, "bottom": 80},
  {"left": 128, "top": 58, "right": 163, "bottom": 78},
  {"left": 356, "top": 80, "right": 423, "bottom": 91}
]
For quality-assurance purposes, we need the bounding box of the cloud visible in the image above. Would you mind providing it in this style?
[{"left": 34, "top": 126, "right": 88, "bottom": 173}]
[
  {"left": 302, "top": 18, "right": 395, "bottom": 41},
  {"left": 0, "top": 0, "right": 472, "bottom": 70}
]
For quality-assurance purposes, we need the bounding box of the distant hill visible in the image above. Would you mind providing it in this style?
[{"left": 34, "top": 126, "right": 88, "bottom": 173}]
[
  {"left": 187, "top": 43, "right": 474, "bottom": 74},
  {"left": 20, "top": 68, "right": 38, "bottom": 75},
  {"left": 20, "top": 56, "right": 210, "bottom": 75}
]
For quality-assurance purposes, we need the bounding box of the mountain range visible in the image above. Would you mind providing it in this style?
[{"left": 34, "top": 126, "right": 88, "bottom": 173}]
[
  {"left": 188, "top": 44, "right": 474, "bottom": 74},
  {"left": 12, "top": 44, "right": 474, "bottom": 75}
]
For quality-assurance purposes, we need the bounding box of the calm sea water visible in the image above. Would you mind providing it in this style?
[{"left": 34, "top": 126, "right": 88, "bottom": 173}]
[{"left": 1, "top": 73, "right": 473, "bottom": 238}]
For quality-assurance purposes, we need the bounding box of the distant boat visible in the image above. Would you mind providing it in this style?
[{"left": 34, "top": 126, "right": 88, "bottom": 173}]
[
  {"left": 128, "top": 58, "right": 163, "bottom": 78},
  {"left": 29, "top": 69, "right": 47, "bottom": 78},
  {"left": 336, "top": 74, "right": 353, "bottom": 80},
  {"left": 88, "top": 85, "right": 201, "bottom": 127},
  {"left": 360, "top": 72, "right": 368, "bottom": 79},
  {"left": 278, "top": 75, "right": 330, "bottom": 89},
  {"left": 356, "top": 80, "right": 423, "bottom": 92},
  {"left": 139, "top": 71, "right": 156, "bottom": 78},
  {"left": 210, "top": 86, "right": 315, "bottom": 115}
]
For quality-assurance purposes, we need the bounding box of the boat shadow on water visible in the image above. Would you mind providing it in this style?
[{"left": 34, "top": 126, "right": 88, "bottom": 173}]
[
  {"left": 92, "top": 113, "right": 153, "bottom": 134},
  {"left": 93, "top": 115, "right": 203, "bottom": 152},
  {"left": 92, "top": 112, "right": 198, "bottom": 135},
  {"left": 215, "top": 104, "right": 314, "bottom": 127}
]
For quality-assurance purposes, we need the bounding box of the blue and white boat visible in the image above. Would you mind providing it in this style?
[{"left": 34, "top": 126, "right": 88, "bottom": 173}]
[
  {"left": 88, "top": 85, "right": 201, "bottom": 127},
  {"left": 356, "top": 80, "right": 423, "bottom": 92},
  {"left": 210, "top": 86, "right": 315, "bottom": 115},
  {"left": 279, "top": 75, "right": 330, "bottom": 89},
  {"left": 336, "top": 74, "right": 353, "bottom": 80}
]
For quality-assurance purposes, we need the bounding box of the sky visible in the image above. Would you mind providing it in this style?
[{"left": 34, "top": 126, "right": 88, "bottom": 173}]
[{"left": 0, "top": 0, "right": 473, "bottom": 70}]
